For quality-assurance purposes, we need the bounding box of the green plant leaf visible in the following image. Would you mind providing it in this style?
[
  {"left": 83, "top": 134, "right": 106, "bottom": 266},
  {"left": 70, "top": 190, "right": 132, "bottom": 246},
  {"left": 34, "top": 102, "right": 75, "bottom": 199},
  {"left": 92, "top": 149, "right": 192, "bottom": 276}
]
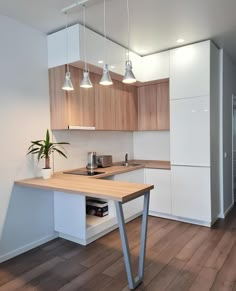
[
  {"left": 37, "top": 146, "right": 44, "bottom": 161},
  {"left": 27, "top": 148, "right": 40, "bottom": 155},
  {"left": 53, "top": 148, "right": 68, "bottom": 158}
]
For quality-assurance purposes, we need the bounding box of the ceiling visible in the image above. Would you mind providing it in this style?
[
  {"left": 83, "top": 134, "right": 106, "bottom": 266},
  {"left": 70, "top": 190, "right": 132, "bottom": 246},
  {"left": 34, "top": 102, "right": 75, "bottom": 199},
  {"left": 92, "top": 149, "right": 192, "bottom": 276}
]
[{"left": 1, "top": 0, "right": 236, "bottom": 62}]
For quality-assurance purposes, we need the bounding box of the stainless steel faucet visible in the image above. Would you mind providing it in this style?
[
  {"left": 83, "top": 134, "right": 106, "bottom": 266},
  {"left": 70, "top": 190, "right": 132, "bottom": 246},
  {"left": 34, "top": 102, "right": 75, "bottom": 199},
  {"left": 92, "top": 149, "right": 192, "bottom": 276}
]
[{"left": 125, "top": 153, "right": 128, "bottom": 166}]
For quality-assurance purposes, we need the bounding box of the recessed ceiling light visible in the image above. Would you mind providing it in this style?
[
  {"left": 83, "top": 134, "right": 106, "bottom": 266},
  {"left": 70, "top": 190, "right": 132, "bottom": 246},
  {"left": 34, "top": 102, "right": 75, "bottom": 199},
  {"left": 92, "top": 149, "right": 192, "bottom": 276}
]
[
  {"left": 98, "top": 60, "right": 103, "bottom": 64},
  {"left": 110, "top": 65, "right": 115, "bottom": 69},
  {"left": 176, "top": 38, "right": 185, "bottom": 44}
]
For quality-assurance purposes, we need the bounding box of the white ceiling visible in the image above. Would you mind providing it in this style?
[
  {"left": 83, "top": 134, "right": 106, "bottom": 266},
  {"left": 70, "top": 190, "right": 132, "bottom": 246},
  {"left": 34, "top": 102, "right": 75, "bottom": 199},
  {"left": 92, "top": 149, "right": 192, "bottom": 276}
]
[{"left": 1, "top": 0, "right": 236, "bottom": 62}]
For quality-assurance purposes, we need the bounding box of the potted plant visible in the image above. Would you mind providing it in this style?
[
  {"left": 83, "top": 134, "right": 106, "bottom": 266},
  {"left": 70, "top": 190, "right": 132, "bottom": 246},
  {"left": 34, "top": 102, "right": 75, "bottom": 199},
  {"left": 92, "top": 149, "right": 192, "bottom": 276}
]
[{"left": 27, "top": 129, "right": 69, "bottom": 179}]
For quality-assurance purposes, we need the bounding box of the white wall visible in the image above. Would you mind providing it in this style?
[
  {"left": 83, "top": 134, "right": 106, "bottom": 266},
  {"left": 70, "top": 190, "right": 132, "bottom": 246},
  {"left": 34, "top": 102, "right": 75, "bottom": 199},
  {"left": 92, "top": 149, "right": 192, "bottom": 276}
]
[
  {"left": 133, "top": 131, "right": 170, "bottom": 160},
  {"left": 52, "top": 131, "right": 134, "bottom": 171},
  {"left": 0, "top": 15, "right": 56, "bottom": 262},
  {"left": 221, "top": 50, "right": 236, "bottom": 215}
]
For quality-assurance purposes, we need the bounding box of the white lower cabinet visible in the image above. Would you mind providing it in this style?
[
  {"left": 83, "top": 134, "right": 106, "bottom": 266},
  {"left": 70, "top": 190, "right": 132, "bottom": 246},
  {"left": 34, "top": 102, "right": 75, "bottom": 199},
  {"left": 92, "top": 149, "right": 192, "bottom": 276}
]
[
  {"left": 171, "top": 166, "right": 211, "bottom": 223},
  {"left": 111, "top": 169, "right": 144, "bottom": 220},
  {"left": 145, "top": 169, "right": 171, "bottom": 215},
  {"left": 54, "top": 169, "right": 145, "bottom": 245}
]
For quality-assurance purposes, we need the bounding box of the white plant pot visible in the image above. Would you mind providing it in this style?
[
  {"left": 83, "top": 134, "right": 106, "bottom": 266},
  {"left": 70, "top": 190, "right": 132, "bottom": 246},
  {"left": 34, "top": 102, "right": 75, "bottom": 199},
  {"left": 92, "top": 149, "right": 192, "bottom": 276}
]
[{"left": 41, "top": 168, "right": 52, "bottom": 179}]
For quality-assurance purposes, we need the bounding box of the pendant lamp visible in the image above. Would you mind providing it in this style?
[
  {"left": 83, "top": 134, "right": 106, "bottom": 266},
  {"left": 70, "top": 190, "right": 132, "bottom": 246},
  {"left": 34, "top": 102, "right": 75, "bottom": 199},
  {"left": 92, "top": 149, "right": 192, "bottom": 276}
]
[
  {"left": 99, "top": 0, "right": 113, "bottom": 86},
  {"left": 122, "top": 0, "right": 136, "bottom": 84},
  {"left": 62, "top": 12, "right": 74, "bottom": 91},
  {"left": 80, "top": 5, "right": 93, "bottom": 88}
]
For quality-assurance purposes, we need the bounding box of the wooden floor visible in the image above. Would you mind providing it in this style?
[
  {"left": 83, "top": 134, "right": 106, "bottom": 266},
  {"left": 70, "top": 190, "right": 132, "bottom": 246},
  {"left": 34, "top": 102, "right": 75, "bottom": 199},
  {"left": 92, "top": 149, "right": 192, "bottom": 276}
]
[{"left": 1, "top": 207, "right": 236, "bottom": 291}]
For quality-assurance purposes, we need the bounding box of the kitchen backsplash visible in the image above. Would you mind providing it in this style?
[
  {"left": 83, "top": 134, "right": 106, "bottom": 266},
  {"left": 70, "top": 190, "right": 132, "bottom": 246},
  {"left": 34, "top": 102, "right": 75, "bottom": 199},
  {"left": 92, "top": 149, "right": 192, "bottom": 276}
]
[
  {"left": 52, "top": 131, "right": 134, "bottom": 171},
  {"left": 133, "top": 131, "right": 170, "bottom": 161}
]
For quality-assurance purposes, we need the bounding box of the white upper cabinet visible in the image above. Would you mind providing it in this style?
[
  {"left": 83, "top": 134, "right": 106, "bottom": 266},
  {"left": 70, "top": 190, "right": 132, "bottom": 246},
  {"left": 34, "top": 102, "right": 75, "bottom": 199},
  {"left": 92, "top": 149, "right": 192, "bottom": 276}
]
[
  {"left": 47, "top": 24, "right": 142, "bottom": 79},
  {"left": 170, "top": 41, "right": 210, "bottom": 100},
  {"left": 47, "top": 24, "right": 170, "bottom": 82},
  {"left": 141, "top": 51, "right": 170, "bottom": 82},
  {"left": 48, "top": 24, "right": 80, "bottom": 69}
]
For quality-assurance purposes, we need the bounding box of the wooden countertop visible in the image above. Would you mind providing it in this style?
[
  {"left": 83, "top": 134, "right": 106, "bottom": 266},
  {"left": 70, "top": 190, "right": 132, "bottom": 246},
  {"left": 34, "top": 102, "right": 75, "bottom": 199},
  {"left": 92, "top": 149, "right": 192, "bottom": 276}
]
[
  {"left": 15, "top": 160, "right": 169, "bottom": 202},
  {"left": 15, "top": 172, "right": 153, "bottom": 203},
  {"left": 132, "top": 160, "right": 170, "bottom": 170}
]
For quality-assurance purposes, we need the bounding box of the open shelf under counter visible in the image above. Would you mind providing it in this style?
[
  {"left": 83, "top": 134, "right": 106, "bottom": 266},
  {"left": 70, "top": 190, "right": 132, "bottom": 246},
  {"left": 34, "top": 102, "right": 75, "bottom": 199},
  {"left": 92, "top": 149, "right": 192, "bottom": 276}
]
[
  {"left": 86, "top": 214, "right": 118, "bottom": 243},
  {"left": 86, "top": 214, "right": 116, "bottom": 228}
]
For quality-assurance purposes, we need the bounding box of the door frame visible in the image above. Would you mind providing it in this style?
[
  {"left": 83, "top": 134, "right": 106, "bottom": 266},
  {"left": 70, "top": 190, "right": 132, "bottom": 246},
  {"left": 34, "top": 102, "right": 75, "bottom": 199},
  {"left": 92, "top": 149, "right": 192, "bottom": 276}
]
[{"left": 232, "top": 94, "right": 236, "bottom": 204}]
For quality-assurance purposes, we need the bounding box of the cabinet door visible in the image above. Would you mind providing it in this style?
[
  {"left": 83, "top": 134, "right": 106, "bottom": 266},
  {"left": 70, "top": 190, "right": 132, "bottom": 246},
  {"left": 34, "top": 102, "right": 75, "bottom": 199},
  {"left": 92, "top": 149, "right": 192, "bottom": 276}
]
[
  {"left": 171, "top": 166, "right": 211, "bottom": 222},
  {"left": 138, "top": 81, "right": 170, "bottom": 131},
  {"left": 112, "top": 169, "right": 144, "bottom": 219},
  {"left": 170, "top": 96, "right": 210, "bottom": 167},
  {"left": 94, "top": 74, "right": 116, "bottom": 130},
  {"left": 170, "top": 41, "right": 210, "bottom": 100},
  {"left": 49, "top": 65, "right": 68, "bottom": 129},
  {"left": 116, "top": 82, "right": 138, "bottom": 130},
  {"left": 157, "top": 81, "right": 170, "bottom": 130},
  {"left": 68, "top": 66, "right": 95, "bottom": 127},
  {"left": 138, "top": 84, "right": 158, "bottom": 130},
  {"left": 146, "top": 169, "right": 171, "bottom": 215}
]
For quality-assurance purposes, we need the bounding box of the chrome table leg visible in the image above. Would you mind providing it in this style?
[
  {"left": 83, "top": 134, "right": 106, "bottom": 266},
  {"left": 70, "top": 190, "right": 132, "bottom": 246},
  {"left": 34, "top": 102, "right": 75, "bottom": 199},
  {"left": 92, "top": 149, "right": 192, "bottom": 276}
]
[{"left": 115, "top": 191, "right": 150, "bottom": 289}]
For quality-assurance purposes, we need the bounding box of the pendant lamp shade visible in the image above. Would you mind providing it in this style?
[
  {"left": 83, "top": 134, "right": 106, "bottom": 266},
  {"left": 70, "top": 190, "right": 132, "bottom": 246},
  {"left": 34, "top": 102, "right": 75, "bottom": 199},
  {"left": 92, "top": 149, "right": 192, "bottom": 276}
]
[
  {"left": 80, "top": 70, "right": 93, "bottom": 88},
  {"left": 100, "top": 64, "right": 113, "bottom": 85},
  {"left": 122, "top": 60, "right": 136, "bottom": 84},
  {"left": 62, "top": 71, "right": 74, "bottom": 90},
  {"left": 123, "top": 0, "right": 136, "bottom": 84}
]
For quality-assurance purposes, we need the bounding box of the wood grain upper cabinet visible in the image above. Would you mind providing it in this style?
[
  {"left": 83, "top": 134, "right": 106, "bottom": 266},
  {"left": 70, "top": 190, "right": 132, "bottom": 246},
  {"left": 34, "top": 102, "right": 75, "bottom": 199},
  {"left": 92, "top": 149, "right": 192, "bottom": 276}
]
[
  {"left": 138, "top": 80, "right": 170, "bottom": 130},
  {"left": 67, "top": 66, "right": 95, "bottom": 127},
  {"left": 115, "top": 82, "right": 138, "bottom": 130},
  {"left": 49, "top": 65, "right": 68, "bottom": 130},
  {"left": 94, "top": 77, "right": 138, "bottom": 131},
  {"left": 138, "top": 84, "right": 157, "bottom": 130},
  {"left": 94, "top": 74, "right": 116, "bottom": 130},
  {"left": 157, "top": 81, "right": 169, "bottom": 130}
]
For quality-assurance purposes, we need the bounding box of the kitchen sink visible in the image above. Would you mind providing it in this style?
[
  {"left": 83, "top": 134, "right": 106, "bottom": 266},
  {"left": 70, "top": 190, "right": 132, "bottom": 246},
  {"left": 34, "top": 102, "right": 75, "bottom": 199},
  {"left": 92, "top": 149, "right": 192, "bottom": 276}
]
[{"left": 121, "top": 163, "right": 142, "bottom": 167}]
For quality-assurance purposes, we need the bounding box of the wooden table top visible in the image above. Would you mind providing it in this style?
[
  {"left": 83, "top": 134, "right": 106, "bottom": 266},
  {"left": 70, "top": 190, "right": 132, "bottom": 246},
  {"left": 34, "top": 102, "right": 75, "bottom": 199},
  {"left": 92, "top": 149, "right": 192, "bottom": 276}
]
[
  {"left": 15, "top": 171, "right": 154, "bottom": 203},
  {"left": 15, "top": 160, "right": 170, "bottom": 202}
]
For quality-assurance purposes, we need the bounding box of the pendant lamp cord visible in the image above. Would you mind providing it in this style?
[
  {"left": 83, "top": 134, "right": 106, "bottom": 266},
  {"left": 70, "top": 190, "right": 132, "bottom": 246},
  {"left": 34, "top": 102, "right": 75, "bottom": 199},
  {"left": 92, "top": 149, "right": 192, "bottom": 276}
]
[
  {"left": 65, "top": 12, "right": 69, "bottom": 72},
  {"left": 103, "top": 0, "right": 107, "bottom": 64},
  {"left": 126, "top": 0, "right": 130, "bottom": 62},
  {"left": 83, "top": 5, "right": 88, "bottom": 71}
]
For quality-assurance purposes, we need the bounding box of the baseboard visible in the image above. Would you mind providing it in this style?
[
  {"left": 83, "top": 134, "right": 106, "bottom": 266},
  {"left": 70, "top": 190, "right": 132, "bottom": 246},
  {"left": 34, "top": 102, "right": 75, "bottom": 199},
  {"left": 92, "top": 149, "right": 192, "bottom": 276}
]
[
  {"left": 224, "top": 203, "right": 234, "bottom": 218},
  {"left": 149, "top": 211, "right": 212, "bottom": 227},
  {"left": 0, "top": 233, "right": 58, "bottom": 263}
]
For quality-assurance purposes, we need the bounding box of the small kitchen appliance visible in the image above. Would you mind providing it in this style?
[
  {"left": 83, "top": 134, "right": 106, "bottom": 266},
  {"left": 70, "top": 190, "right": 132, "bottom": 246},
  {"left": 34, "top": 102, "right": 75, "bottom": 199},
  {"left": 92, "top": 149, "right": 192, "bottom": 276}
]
[
  {"left": 86, "top": 151, "right": 98, "bottom": 171},
  {"left": 96, "top": 155, "right": 113, "bottom": 168}
]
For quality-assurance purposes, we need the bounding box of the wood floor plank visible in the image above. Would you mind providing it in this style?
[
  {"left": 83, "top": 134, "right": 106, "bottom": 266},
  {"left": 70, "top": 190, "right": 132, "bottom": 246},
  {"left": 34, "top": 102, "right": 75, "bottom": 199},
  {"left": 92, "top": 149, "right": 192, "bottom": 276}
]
[
  {"left": 1, "top": 209, "right": 236, "bottom": 291},
  {"left": 141, "top": 223, "right": 199, "bottom": 287},
  {"left": 0, "top": 257, "right": 63, "bottom": 291},
  {"left": 165, "top": 229, "right": 224, "bottom": 291},
  {"left": 144, "top": 257, "right": 186, "bottom": 291},
  {"left": 58, "top": 250, "right": 122, "bottom": 291},
  {"left": 175, "top": 227, "right": 211, "bottom": 261},
  {"left": 205, "top": 230, "right": 236, "bottom": 270},
  {"left": 103, "top": 218, "right": 173, "bottom": 278},
  {"left": 17, "top": 254, "right": 87, "bottom": 291},
  {"left": 188, "top": 266, "right": 218, "bottom": 291},
  {"left": 211, "top": 241, "right": 236, "bottom": 291}
]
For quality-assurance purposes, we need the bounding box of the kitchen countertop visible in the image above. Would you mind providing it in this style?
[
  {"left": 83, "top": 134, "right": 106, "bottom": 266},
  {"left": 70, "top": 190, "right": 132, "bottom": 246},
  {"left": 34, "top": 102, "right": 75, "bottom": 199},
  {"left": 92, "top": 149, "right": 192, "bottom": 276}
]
[
  {"left": 15, "top": 172, "right": 153, "bottom": 203},
  {"left": 131, "top": 160, "right": 170, "bottom": 170},
  {"left": 15, "top": 160, "right": 169, "bottom": 202}
]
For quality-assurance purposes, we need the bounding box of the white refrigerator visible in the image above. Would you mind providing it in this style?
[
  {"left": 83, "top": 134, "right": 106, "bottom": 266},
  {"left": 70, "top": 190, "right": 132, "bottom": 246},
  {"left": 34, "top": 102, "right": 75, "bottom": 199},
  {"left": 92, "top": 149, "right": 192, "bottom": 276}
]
[{"left": 170, "top": 95, "right": 211, "bottom": 222}]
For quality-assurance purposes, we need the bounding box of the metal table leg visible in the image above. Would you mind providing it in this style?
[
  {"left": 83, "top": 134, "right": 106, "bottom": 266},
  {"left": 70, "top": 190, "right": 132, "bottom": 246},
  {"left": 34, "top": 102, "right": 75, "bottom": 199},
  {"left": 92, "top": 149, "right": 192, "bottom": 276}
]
[{"left": 115, "top": 191, "right": 150, "bottom": 290}]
